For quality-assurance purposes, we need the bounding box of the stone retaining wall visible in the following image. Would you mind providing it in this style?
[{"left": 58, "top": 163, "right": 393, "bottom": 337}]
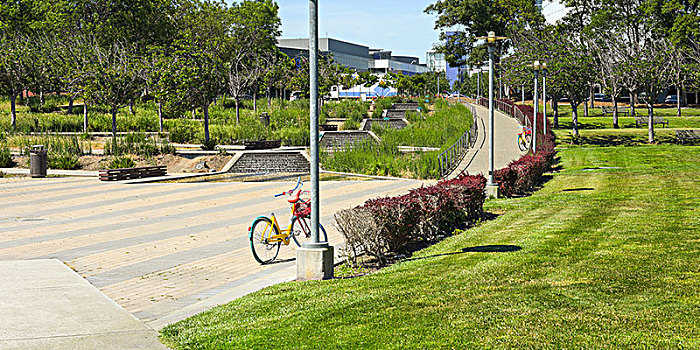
[
  {"left": 228, "top": 151, "right": 310, "bottom": 173},
  {"left": 319, "top": 131, "right": 379, "bottom": 148},
  {"left": 360, "top": 118, "right": 409, "bottom": 131},
  {"left": 392, "top": 103, "right": 420, "bottom": 111}
]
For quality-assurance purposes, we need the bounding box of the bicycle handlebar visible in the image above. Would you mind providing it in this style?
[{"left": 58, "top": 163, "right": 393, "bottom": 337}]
[{"left": 274, "top": 177, "right": 304, "bottom": 198}]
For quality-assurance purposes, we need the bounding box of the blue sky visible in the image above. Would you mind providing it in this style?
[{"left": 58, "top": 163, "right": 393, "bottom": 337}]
[{"left": 230, "top": 1, "right": 569, "bottom": 63}]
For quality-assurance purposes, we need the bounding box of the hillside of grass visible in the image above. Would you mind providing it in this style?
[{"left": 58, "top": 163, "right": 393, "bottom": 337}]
[
  {"left": 160, "top": 145, "right": 700, "bottom": 349},
  {"left": 320, "top": 100, "right": 473, "bottom": 179}
]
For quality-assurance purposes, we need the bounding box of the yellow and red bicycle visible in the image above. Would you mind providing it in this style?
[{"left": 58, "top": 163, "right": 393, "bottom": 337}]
[{"left": 248, "top": 178, "right": 328, "bottom": 264}]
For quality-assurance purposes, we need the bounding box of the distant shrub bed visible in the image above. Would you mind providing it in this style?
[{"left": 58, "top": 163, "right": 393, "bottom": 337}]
[{"left": 335, "top": 173, "right": 486, "bottom": 264}]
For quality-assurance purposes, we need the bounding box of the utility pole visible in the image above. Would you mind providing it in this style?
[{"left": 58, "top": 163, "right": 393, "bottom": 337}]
[{"left": 297, "top": 0, "right": 333, "bottom": 281}]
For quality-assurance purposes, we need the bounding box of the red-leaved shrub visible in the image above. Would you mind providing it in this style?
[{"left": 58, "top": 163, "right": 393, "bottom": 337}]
[
  {"left": 335, "top": 173, "right": 486, "bottom": 264},
  {"left": 494, "top": 100, "right": 558, "bottom": 196}
]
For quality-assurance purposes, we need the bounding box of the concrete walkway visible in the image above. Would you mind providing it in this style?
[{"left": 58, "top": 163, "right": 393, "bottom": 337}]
[
  {"left": 0, "top": 177, "right": 427, "bottom": 338},
  {"left": 0, "top": 259, "right": 166, "bottom": 350},
  {"left": 450, "top": 104, "right": 525, "bottom": 178}
]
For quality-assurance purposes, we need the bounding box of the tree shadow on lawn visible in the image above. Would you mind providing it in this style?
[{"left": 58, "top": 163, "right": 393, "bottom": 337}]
[{"left": 403, "top": 245, "right": 522, "bottom": 262}]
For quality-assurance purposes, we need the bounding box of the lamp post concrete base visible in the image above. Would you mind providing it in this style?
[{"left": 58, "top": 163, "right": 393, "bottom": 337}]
[
  {"left": 486, "top": 184, "right": 499, "bottom": 199},
  {"left": 296, "top": 244, "right": 334, "bottom": 280}
]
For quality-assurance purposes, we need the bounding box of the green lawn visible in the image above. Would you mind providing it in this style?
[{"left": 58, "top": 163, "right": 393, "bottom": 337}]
[
  {"left": 526, "top": 102, "right": 700, "bottom": 118},
  {"left": 554, "top": 116, "right": 700, "bottom": 130},
  {"left": 553, "top": 128, "right": 682, "bottom": 146},
  {"left": 160, "top": 145, "right": 700, "bottom": 349}
]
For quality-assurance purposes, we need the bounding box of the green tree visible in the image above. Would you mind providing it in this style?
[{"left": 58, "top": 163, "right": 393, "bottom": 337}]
[
  {"left": 425, "top": 0, "right": 544, "bottom": 67},
  {"left": 226, "top": 0, "right": 281, "bottom": 122},
  {"left": 0, "top": 33, "right": 30, "bottom": 129},
  {"left": 81, "top": 40, "right": 143, "bottom": 145}
]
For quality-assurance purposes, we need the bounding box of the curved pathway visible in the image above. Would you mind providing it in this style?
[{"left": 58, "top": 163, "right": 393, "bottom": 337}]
[{"left": 449, "top": 104, "right": 525, "bottom": 178}]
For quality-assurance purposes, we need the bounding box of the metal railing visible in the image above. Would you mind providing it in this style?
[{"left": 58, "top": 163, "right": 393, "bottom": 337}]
[
  {"left": 476, "top": 97, "right": 531, "bottom": 129},
  {"left": 438, "top": 104, "right": 478, "bottom": 178}
]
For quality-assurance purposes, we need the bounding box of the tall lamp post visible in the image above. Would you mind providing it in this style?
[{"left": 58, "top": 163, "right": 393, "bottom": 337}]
[
  {"left": 476, "top": 31, "right": 507, "bottom": 197},
  {"left": 542, "top": 63, "right": 547, "bottom": 138},
  {"left": 530, "top": 60, "right": 544, "bottom": 153},
  {"left": 298, "top": 0, "right": 333, "bottom": 281}
]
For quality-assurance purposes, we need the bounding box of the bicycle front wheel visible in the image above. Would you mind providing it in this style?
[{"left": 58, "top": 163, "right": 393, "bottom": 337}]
[
  {"left": 291, "top": 216, "right": 328, "bottom": 247},
  {"left": 250, "top": 217, "right": 280, "bottom": 264}
]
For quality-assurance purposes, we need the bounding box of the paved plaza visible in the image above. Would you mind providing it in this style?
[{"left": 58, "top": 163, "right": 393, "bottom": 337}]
[{"left": 0, "top": 177, "right": 426, "bottom": 330}]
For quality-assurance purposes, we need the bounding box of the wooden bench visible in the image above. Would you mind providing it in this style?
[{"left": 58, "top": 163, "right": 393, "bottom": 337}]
[
  {"left": 601, "top": 106, "right": 630, "bottom": 117},
  {"left": 676, "top": 129, "right": 700, "bottom": 144},
  {"left": 635, "top": 115, "right": 668, "bottom": 128},
  {"left": 99, "top": 166, "right": 167, "bottom": 181}
]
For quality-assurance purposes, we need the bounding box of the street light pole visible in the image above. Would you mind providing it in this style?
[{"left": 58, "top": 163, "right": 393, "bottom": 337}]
[
  {"left": 477, "top": 69, "right": 480, "bottom": 99},
  {"left": 309, "top": 0, "right": 320, "bottom": 245},
  {"left": 476, "top": 31, "right": 506, "bottom": 197},
  {"left": 533, "top": 61, "right": 539, "bottom": 154},
  {"left": 542, "top": 64, "right": 547, "bottom": 138},
  {"left": 298, "top": 0, "right": 333, "bottom": 281}
]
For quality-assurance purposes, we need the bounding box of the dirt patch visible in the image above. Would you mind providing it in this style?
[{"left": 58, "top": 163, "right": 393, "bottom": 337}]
[{"left": 79, "top": 154, "right": 232, "bottom": 173}]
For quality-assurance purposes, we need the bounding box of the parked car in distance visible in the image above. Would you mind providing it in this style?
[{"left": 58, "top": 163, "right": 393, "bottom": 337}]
[
  {"left": 618, "top": 96, "right": 630, "bottom": 103},
  {"left": 665, "top": 95, "right": 684, "bottom": 104},
  {"left": 594, "top": 93, "right": 612, "bottom": 102}
]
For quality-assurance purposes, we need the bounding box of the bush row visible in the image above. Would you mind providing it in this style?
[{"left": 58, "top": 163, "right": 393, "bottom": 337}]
[
  {"left": 494, "top": 101, "right": 557, "bottom": 197},
  {"left": 334, "top": 173, "right": 486, "bottom": 264}
]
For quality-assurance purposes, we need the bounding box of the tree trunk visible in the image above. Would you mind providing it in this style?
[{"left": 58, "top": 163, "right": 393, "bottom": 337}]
[
  {"left": 111, "top": 107, "right": 118, "bottom": 155},
  {"left": 677, "top": 86, "right": 681, "bottom": 117},
  {"left": 571, "top": 102, "right": 579, "bottom": 138},
  {"left": 10, "top": 94, "right": 17, "bottom": 129},
  {"left": 68, "top": 97, "right": 74, "bottom": 114},
  {"left": 235, "top": 99, "right": 240, "bottom": 124},
  {"left": 648, "top": 104, "right": 654, "bottom": 144},
  {"left": 40, "top": 90, "right": 45, "bottom": 107},
  {"left": 203, "top": 104, "right": 210, "bottom": 144},
  {"left": 631, "top": 92, "right": 637, "bottom": 116},
  {"left": 589, "top": 87, "right": 594, "bottom": 108},
  {"left": 612, "top": 97, "right": 619, "bottom": 129},
  {"left": 192, "top": 109, "right": 196, "bottom": 119},
  {"left": 552, "top": 94, "right": 559, "bottom": 129},
  {"left": 83, "top": 104, "right": 88, "bottom": 133},
  {"left": 158, "top": 102, "right": 163, "bottom": 133},
  {"left": 583, "top": 100, "right": 589, "bottom": 118},
  {"left": 267, "top": 88, "right": 272, "bottom": 108},
  {"left": 253, "top": 90, "right": 257, "bottom": 112},
  {"left": 128, "top": 100, "right": 134, "bottom": 115}
]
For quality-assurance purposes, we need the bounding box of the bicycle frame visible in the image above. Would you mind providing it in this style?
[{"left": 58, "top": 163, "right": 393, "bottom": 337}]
[
  {"left": 261, "top": 203, "right": 300, "bottom": 246},
  {"left": 255, "top": 177, "right": 308, "bottom": 246}
]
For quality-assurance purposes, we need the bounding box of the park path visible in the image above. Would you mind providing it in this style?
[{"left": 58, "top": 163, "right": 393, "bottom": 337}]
[
  {"left": 449, "top": 103, "right": 525, "bottom": 178},
  {"left": 0, "top": 177, "right": 426, "bottom": 331}
]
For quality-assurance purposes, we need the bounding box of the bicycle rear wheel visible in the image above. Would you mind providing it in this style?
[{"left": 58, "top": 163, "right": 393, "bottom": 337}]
[
  {"left": 250, "top": 217, "right": 280, "bottom": 264},
  {"left": 291, "top": 216, "right": 328, "bottom": 247}
]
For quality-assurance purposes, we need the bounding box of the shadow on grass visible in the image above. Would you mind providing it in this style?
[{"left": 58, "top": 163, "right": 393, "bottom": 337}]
[
  {"left": 403, "top": 244, "right": 522, "bottom": 262},
  {"left": 562, "top": 187, "right": 595, "bottom": 192}
]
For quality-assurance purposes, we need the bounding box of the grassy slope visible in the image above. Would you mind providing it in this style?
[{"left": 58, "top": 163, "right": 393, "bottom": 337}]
[{"left": 160, "top": 145, "right": 700, "bottom": 349}]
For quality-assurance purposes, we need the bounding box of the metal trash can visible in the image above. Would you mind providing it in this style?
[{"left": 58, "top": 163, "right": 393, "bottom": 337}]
[
  {"left": 30, "top": 145, "right": 47, "bottom": 178},
  {"left": 259, "top": 112, "right": 270, "bottom": 127}
]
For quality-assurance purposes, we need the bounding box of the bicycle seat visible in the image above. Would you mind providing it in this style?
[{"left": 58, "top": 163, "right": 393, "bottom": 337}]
[{"left": 287, "top": 189, "right": 301, "bottom": 203}]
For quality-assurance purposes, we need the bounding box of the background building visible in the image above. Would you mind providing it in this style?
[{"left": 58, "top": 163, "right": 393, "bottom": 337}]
[{"left": 278, "top": 37, "right": 428, "bottom": 76}]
